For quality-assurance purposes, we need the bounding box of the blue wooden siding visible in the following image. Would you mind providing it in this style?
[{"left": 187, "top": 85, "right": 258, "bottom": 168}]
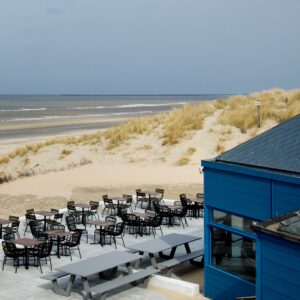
[
  {"left": 205, "top": 267, "right": 255, "bottom": 300},
  {"left": 273, "top": 181, "right": 300, "bottom": 216},
  {"left": 257, "top": 232, "right": 300, "bottom": 300},
  {"left": 204, "top": 168, "right": 272, "bottom": 220}
]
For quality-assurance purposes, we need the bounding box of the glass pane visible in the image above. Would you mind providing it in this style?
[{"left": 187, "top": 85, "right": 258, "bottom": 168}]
[
  {"left": 212, "top": 210, "right": 253, "bottom": 233},
  {"left": 212, "top": 227, "right": 256, "bottom": 283}
]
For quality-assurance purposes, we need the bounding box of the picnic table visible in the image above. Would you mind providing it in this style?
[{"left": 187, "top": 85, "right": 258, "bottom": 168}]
[
  {"left": 127, "top": 232, "right": 202, "bottom": 268},
  {"left": 53, "top": 250, "right": 141, "bottom": 298}
]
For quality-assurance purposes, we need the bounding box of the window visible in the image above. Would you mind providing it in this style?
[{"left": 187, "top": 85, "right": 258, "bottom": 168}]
[
  {"left": 212, "top": 210, "right": 254, "bottom": 233},
  {"left": 211, "top": 227, "right": 256, "bottom": 283}
]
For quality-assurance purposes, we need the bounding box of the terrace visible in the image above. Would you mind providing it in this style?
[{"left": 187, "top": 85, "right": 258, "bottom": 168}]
[{"left": 0, "top": 196, "right": 206, "bottom": 300}]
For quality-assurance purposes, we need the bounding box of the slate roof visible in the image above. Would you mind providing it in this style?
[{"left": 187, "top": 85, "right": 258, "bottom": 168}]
[{"left": 216, "top": 114, "right": 300, "bottom": 176}]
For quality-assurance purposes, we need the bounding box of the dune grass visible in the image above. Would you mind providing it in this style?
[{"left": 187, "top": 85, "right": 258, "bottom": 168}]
[
  {"left": 177, "top": 156, "right": 191, "bottom": 166},
  {"left": 0, "top": 88, "right": 299, "bottom": 166},
  {"left": 218, "top": 88, "right": 300, "bottom": 132}
]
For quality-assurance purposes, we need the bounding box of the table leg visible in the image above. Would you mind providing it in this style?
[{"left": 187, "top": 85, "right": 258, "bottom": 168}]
[
  {"left": 43, "top": 216, "right": 47, "bottom": 232},
  {"left": 134, "top": 251, "right": 144, "bottom": 269},
  {"left": 82, "top": 208, "right": 86, "bottom": 227},
  {"left": 81, "top": 276, "right": 92, "bottom": 299},
  {"left": 184, "top": 242, "right": 203, "bottom": 266},
  {"left": 25, "top": 246, "right": 29, "bottom": 269},
  {"left": 57, "top": 237, "right": 61, "bottom": 258},
  {"left": 125, "top": 262, "right": 133, "bottom": 274},
  {"left": 149, "top": 253, "right": 158, "bottom": 268},
  {"left": 0, "top": 224, "right": 2, "bottom": 239},
  {"left": 159, "top": 246, "right": 177, "bottom": 259},
  {"left": 52, "top": 274, "right": 75, "bottom": 297}
]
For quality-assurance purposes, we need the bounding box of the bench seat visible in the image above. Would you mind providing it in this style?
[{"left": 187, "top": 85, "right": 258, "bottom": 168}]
[
  {"left": 158, "top": 249, "right": 204, "bottom": 273},
  {"left": 41, "top": 271, "right": 69, "bottom": 281},
  {"left": 91, "top": 267, "right": 159, "bottom": 299}
]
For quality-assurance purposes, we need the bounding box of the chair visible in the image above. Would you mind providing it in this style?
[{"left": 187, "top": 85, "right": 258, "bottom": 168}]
[
  {"left": 105, "top": 216, "right": 117, "bottom": 224},
  {"left": 63, "top": 231, "right": 82, "bottom": 261},
  {"left": 28, "top": 241, "right": 53, "bottom": 273},
  {"left": 135, "top": 191, "right": 148, "bottom": 209},
  {"left": 86, "top": 201, "right": 100, "bottom": 222},
  {"left": 47, "top": 213, "right": 64, "bottom": 228},
  {"left": 24, "top": 213, "right": 41, "bottom": 235},
  {"left": 26, "top": 209, "right": 35, "bottom": 214},
  {"left": 122, "top": 194, "right": 133, "bottom": 212},
  {"left": 179, "top": 194, "right": 194, "bottom": 218},
  {"left": 101, "top": 197, "right": 117, "bottom": 216},
  {"left": 3, "top": 233, "right": 16, "bottom": 241},
  {"left": 67, "top": 204, "right": 82, "bottom": 224},
  {"left": 126, "top": 214, "right": 140, "bottom": 238},
  {"left": 65, "top": 216, "right": 88, "bottom": 243},
  {"left": 155, "top": 188, "right": 165, "bottom": 204},
  {"left": 2, "top": 241, "right": 24, "bottom": 273},
  {"left": 172, "top": 206, "right": 189, "bottom": 228},
  {"left": 153, "top": 201, "right": 172, "bottom": 226},
  {"left": 29, "top": 221, "right": 48, "bottom": 240},
  {"left": 103, "top": 222, "right": 125, "bottom": 249},
  {"left": 4, "top": 216, "right": 20, "bottom": 238}
]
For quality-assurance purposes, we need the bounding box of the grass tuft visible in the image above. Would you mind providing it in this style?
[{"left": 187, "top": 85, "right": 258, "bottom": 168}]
[{"left": 177, "top": 156, "right": 191, "bottom": 166}]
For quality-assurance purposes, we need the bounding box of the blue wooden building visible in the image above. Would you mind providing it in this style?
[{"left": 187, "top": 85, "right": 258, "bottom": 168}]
[
  {"left": 201, "top": 115, "right": 300, "bottom": 299},
  {"left": 252, "top": 211, "right": 300, "bottom": 300}
]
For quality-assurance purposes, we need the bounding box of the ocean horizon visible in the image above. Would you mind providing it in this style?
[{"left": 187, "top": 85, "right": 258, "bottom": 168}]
[{"left": 0, "top": 94, "right": 231, "bottom": 139}]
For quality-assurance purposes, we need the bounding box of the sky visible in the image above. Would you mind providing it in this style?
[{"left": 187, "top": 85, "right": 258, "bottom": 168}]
[{"left": 0, "top": 0, "right": 299, "bottom": 95}]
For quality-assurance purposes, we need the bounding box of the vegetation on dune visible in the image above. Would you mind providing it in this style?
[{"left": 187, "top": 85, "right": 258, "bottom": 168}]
[
  {"left": 218, "top": 88, "right": 300, "bottom": 133},
  {"left": 0, "top": 88, "right": 299, "bottom": 167}
]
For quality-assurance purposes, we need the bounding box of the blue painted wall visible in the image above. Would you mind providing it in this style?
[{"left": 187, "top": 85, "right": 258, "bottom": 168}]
[
  {"left": 205, "top": 267, "right": 255, "bottom": 300},
  {"left": 205, "top": 168, "right": 272, "bottom": 220},
  {"left": 273, "top": 181, "right": 300, "bottom": 216},
  {"left": 255, "top": 232, "right": 300, "bottom": 300},
  {"left": 202, "top": 160, "right": 300, "bottom": 300}
]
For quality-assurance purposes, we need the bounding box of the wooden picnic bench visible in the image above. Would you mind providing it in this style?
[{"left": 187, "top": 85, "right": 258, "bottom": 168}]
[{"left": 91, "top": 267, "right": 159, "bottom": 300}]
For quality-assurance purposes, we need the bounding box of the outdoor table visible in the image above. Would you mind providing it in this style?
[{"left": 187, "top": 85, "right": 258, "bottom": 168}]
[
  {"left": 127, "top": 232, "right": 201, "bottom": 268},
  {"left": 132, "top": 212, "right": 152, "bottom": 219},
  {"left": 54, "top": 250, "right": 142, "bottom": 298},
  {"left": 0, "top": 219, "right": 12, "bottom": 239},
  {"left": 44, "top": 230, "right": 73, "bottom": 258},
  {"left": 35, "top": 210, "right": 56, "bottom": 231},
  {"left": 142, "top": 190, "right": 159, "bottom": 209},
  {"left": 90, "top": 220, "right": 114, "bottom": 246},
  {"left": 74, "top": 203, "right": 91, "bottom": 227},
  {"left": 12, "top": 237, "right": 43, "bottom": 269}
]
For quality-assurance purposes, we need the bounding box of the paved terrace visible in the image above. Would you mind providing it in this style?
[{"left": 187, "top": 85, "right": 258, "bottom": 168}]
[{"left": 0, "top": 199, "right": 204, "bottom": 300}]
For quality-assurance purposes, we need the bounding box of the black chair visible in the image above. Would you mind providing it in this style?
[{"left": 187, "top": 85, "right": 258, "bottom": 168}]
[
  {"left": 2, "top": 241, "right": 24, "bottom": 273},
  {"left": 126, "top": 214, "right": 140, "bottom": 238},
  {"left": 135, "top": 191, "right": 148, "bottom": 209},
  {"left": 172, "top": 206, "right": 189, "bottom": 228},
  {"left": 63, "top": 231, "right": 82, "bottom": 261},
  {"left": 105, "top": 216, "right": 117, "bottom": 224},
  {"left": 4, "top": 216, "right": 20, "bottom": 238},
  {"left": 47, "top": 213, "right": 64, "bottom": 228},
  {"left": 180, "top": 194, "right": 194, "bottom": 218},
  {"left": 65, "top": 215, "right": 88, "bottom": 243},
  {"left": 153, "top": 201, "right": 172, "bottom": 226},
  {"left": 121, "top": 194, "right": 133, "bottom": 212},
  {"left": 3, "top": 233, "right": 16, "bottom": 241},
  {"left": 155, "top": 188, "right": 165, "bottom": 204},
  {"left": 103, "top": 222, "right": 125, "bottom": 249},
  {"left": 28, "top": 241, "right": 53, "bottom": 273},
  {"left": 150, "top": 215, "right": 163, "bottom": 237},
  {"left": 86, "top": 201, "right": 100, "bottom": 222},
  {"left": 24, "top": 213, "right": 41, "bottom": 235},
  {"left": 67, "top": 204, "right": 82, "bottom": 224},
  {"left": 29, "top": 221, "right": 48, "bottom": 240},
  {"left": 102, "top": 197, "right": 117, "bottom": 216}
]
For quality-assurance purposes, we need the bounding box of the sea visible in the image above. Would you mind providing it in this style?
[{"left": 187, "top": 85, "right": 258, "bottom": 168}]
[{"left": 0, "top": 94, "right": 230, "bottom": 139}]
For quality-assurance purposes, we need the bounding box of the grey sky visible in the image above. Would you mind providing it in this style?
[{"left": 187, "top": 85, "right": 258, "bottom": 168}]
[{"left": 0, "top": 0, "right": 299, "bottom": 95}]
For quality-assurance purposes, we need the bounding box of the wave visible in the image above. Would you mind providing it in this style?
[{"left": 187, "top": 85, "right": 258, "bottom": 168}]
[
  {"left": 113, "top": 102, "right": 187, "bottom": 108},
  {"left": 3, "top": 111, "right": 153, "bottom": 122},
  {"left": 63, "top": 102, "right": 186, "bottom": 110},
  {"left": 0, "top": 107, "right": 47, "bottom": 112}
]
